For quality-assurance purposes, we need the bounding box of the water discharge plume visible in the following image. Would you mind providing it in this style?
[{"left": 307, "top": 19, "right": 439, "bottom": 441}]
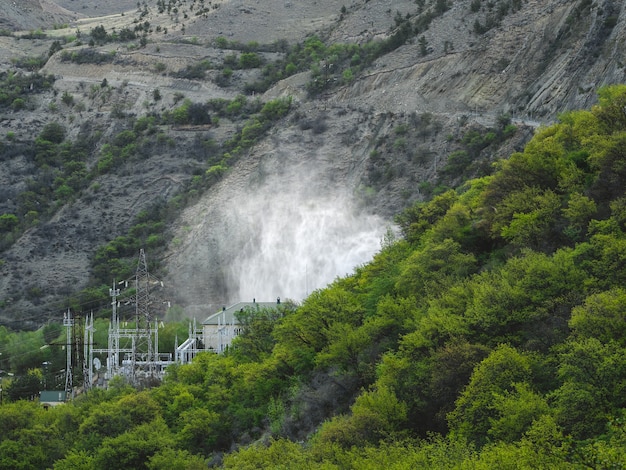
[
  {"left": 225, "top": 179, "right": 389, "bottom": 303},
  {"left": 166, "top": 144, "right": 394, "bottom": 315}
]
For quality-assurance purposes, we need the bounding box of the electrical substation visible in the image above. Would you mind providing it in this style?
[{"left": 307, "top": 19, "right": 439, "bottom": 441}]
[{"left": 62, "top": 249, "right": 201, "bottom": 396}]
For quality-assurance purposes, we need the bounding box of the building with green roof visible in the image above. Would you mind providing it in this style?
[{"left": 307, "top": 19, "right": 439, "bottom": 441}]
[{"left": 202, "top": 299, "right": 282, "bottom": 352}]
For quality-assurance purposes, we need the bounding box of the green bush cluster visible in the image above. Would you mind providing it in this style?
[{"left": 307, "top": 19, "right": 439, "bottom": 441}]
[
  {"left": 88, "top": 24, "right": 140, "bottom": 45},
  {"left": 471, "top": 0, "right": 523, "bottom": 35},
  {"left": 241, "top": 21, "right": 417, "bottom": 96},
  {"left": 366, "top": 112, "right": 444, "bottom": 191},
  {"left": 11, "top": 55, "right": 47, "bottom": 71},
  {"left": 163, "top": 99, "right": 211, "bottom": 125},
  {"left": 205, "top": 94, "right": 263, "bottom": 118},
  {"left": 174, "top": 60, "right": 212, "bottom": 80},
  {"left": 0, "top": 71, "right": 55, "bottom": 110},
  {"left": 0, "top": 116, "right": 169, "bottom": 256},
  {"left": 210, "top": 3, "right": 436, "bottom": 95},
  {"left": 60, "top": 49, "right": 116, "bottom": 65},
  {"left": 18, "top": 29, "right": 46, "bottom": 40},
  {"left": 213, "top": 36, "right": 287, "bottom": 53},
  {"left": 442, "top": 114, "right": 516, "bottom": 179},
  {"left": 0, "top": 123, "right": 94, "bottom": 250},
  {"left": 92, "top": 208, "right": 167, "bottom": 283},
  {"left": 303, "top": 21, "right": 417, "bottom": 96}
]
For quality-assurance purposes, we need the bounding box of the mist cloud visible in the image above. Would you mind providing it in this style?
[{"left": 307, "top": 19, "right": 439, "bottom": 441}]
[
  {"left": 224, "top": 175, "right": 388, "bottom": 303},
  {"left": 169, "top": 139, "right": 393, "bottom": 314}
]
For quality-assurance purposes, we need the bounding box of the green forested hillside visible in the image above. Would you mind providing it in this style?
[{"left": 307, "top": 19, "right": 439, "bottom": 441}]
[{"left": 3, "top": 86, "right": 626, "bottom": 468}]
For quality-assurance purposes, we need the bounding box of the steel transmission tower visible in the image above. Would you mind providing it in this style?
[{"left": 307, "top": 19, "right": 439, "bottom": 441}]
[
  {"left": 132, "top": 248, "right": 156, "bottom": 381},
  {"left": 63, "top": 309, "right": 85, "bottom": 397},
  {"left": 107, "top": 281, "right": 121, "bottom": 379}
]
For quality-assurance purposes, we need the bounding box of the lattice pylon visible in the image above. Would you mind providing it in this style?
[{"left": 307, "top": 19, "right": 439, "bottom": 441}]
[
  {"left": 134, "top": 249, "right": 155, "bottom": 379},
  {"left": 63, "top": 309, "right": 73, "bottom": 396}
]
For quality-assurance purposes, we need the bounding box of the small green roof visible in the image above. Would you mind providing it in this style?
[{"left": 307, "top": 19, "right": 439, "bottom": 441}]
[
  {"left": 202, "top": 300, "right": 281, "bottom": 325},
  {"left": 40, "top": 390, "right": 67, "bottom": 403}
]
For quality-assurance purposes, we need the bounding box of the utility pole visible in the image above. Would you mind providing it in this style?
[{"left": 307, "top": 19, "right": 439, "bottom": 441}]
[
  {"left": 63, "top": 309, "right": 73, "bottom": 397},
  {"left": 108, "top": 280, "right": 121, "bottom": 379},
  {"left": 83, "top": 312, "right": 94, "bottom": 391}
]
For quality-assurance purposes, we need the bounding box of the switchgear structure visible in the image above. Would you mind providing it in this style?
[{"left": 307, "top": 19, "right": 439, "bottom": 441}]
[{"left": 86, "top": 249, "right": 172, "bottom": 387}]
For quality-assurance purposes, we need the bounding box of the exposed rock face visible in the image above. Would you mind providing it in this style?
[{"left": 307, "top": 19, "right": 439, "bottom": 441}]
[
  {"left": 0, "top": 0, "right": 80, "bottom": 31},
  {"left": 0, "top": 0, "right": 625, "bottom": 325},
  {"left": 331, "top": 0, "right": 626, "bottom": 118}
]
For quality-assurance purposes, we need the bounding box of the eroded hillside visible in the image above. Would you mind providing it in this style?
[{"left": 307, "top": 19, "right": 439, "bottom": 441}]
[{"left": 0, "top": 0, "right": 624, "bottom": 326}]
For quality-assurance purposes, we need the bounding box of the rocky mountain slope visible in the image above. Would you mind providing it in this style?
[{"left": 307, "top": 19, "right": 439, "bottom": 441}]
[{"left": 0, "top": 0, "right": 624, "bottom": 327}]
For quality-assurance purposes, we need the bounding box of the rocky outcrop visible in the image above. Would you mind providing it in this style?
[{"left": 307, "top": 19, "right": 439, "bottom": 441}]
[{"left": 0, "top": 0, "right": 80, "bottom": 31}]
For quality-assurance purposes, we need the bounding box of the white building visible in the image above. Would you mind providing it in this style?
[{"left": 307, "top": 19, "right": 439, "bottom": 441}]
[{"left": 202, "top": 299, "right": 281, "bottom": 352}]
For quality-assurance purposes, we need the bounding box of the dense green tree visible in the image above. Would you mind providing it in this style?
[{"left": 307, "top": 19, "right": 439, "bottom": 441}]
[
  {"left": 0, "top": 400, "right": 43, "bottom": 441},
  {"left": 314, "top": 385, "right": 407, "bottom": 448},
  {"left": 584, "top": 231, "right": 626, "bottom": 289},
  {"left": 487, "top": 382, "right": 550, "bottom": 443},
  {"left": 447, "top": 344, "right": 535, "bottom": 447},
  {"left": 550, "top": 337, "right": 626, "bottom": 439},
  {"left": 550, "top": 380, "right": 605, "bottom": 440},
  {"left": 93, "top": 417, "right": 174, "bottom": 470},
  {"left": 52, "top": 450, "right": 95, "bottom": 470},
  {"left": 76, "top": 388, "right": 158, "bottom": 449},
  {"left": 175, "top": 408, "right": 226, "bottom": 454},
  {"left": 426, "top": 339, "right": 490, "bottom": 431},
  {"left": 395, "top": 238, "right": 477, "bottom": 300},
  {"left": 589, "top": 131, "right": 626, "bottom": 207},
  {"left": 5, "top": 371, "right": 41, "bottom": 401},
  {"left": 0, "top": 422, "right": 66, "bottom": 469},
  {"left": 38, "top": 121, "right": 66, "bottom": 144},
  {"left": 155, "top": 382, "right": 194, "bottom": 424},
  {"left": 396, "top": 190, "right": 458, "bottom": 243},
  {"left": 574, "top": 413, "right": 626, "bottom": 468},
  {"left": 569, "top": 287, "right": 626, "bottom": 345},
  {"left": 78, "top": 400, "right": 133, "bottom": 447},
  {"left": 498, "top": 187, "right": 562, "bottom": 250},
  {"left": 223, "top": 438, "right": 328, "bottom": 469},
  {"left": 273, "top": 283, "right": 364, "bottom": 372},
  {"left": 467, "top": 415, "right": 571, "bottom": 469},
  {"left": 147, "top": 448, "right": 207, "bottom": 470},
  {"left": 593, "top": 83, "right": 626, "bottom": 133},
  {"left": 351, "top": 238, "right": 409, "bottom": 316},
  {"left": 230, "top": 305, "right": 288, "bottom": 362},
  {"left": 461, "top": 248, "right": 585, "bottom": 348},
  {"left": 0, "top": 213, "right": 19, "bottom": 232},
  {"left": 0, "top": 400, "right": 68, "bottom": 468},
  {"left": 562, "top": 192, "right": 597, "bottom": 239}
]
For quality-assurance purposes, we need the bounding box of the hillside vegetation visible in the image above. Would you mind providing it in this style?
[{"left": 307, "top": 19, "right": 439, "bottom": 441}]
[
  {"left": 2, "top": 85, "right": 626, "bottom": 468},
  {"left": 1, "top": 0, "right": 624, "bottom": 321}
]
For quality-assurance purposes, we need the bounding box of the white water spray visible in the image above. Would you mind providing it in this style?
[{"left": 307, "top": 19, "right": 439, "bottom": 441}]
[
  {"left": 226, "top": 185, "right": 387, "bottom": 302},
  {"left": 169, "top": 142, "right": 393, "bottom": 311}
]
